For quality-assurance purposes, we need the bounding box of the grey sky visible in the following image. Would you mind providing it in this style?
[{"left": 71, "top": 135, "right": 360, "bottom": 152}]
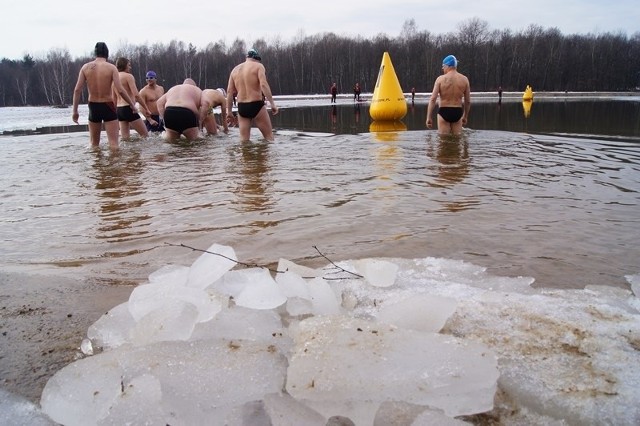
[{"left": 1, "top": 0, "right": 637, "bottom": 59}]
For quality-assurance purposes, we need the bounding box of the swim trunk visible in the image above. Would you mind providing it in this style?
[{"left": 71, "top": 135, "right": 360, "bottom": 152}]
[
  {"left": 438, "top": 107, "right": 464, "bottom": 123},
  {"left": 237, "top": 101, "right": 265, "bottom": 119},
  {"left": 88, "top": 102, "right": 117, "bottom": 123},
  {"left": 117, "top": 105, "right": 142, "bottom": 122},
  {"left": 144, "top": 114, "right": 165, "bottom": 132},
  {"left": 163, "top": 106, "right": 198, "bottom": 134}
]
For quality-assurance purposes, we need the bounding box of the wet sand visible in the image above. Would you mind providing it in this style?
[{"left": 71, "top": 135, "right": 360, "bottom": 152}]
[{"left": 0, "top": 271, "right": 132, "bottom": 403}]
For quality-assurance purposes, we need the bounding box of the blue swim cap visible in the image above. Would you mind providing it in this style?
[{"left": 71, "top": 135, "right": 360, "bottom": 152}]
[{"left": 442, "top": 55, "right": 458, "bottom": 67}]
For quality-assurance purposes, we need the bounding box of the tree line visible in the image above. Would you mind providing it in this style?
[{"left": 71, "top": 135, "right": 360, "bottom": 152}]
[{"left": 1, "top": 18, "right": 638, "bottom": 107}]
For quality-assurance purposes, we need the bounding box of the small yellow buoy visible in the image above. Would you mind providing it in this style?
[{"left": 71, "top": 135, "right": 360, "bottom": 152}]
[
  {"left": 369, "top": 52, "right": 407, "bottom": 121},
  {"left": 523, "top": 85, "right": 534, "bottom": 101}
]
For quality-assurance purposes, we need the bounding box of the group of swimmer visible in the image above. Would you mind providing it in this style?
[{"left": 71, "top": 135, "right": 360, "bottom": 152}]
[
  {"left": 72, "top": 42, "right": 278, "bottom": 147},
  {"left": 72, "top": 42, "right": 470, "bottom": 148}
]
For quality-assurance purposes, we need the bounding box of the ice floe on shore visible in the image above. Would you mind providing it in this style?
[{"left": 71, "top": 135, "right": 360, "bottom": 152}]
[{"left": 28, "top": 243, "right": 640, "bottom": 425}]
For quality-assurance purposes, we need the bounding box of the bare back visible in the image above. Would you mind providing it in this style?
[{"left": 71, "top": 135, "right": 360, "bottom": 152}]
[
  {"left": 158, "top": 84, "right": 203, "bottom": 115},
  {"left": 434, "top": 70, "right": 470, "bottom": 107},
  {"left": 229, "top": 60, "right": 266, "bottom": 102},
  {"left": 202, "top": 89, "right": 226, "bottom": 109},
  {"left": 116, "top": 72, "right": 139, "bottom": 107},
  {"left": 81, "top": 59, "right": 120, "bottom": 102}
]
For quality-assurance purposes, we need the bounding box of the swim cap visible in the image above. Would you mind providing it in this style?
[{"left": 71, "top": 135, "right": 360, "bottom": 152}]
[
  {"left": 442, "top": 55, "right": 458, "bottom": 67},
  {"left": 216, "top": 88, "right": 227, "bottom": 97},
  {"left": 247, "top": 48, "right": 261, "bottom": 61},
  {"left": 146, "top": 70, "right": 157, "bottom": 79},
  {"left": 94, "top": 42, "right": 109, "bottom": 58}
]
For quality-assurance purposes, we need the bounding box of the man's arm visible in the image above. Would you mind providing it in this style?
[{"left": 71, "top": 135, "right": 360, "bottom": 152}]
[
  {"left": 199, "top": 95, "right": 211, "bottom": 130},
  {"left": 258, "top": 66, "right": 278, "bottom": 115},
  {"left": 156, "top": 94, "right": 166, "bottom": 119},
  {"left": 426, "top": 78, "right": 441, "bottom": 129},
  {"left": 72, "top": 67, "right": 86, "bottom": 123},
  {"left": 226, "top": 74, "right": 236, "bottom": 120},
  {"left": 462, "top": 77, "right": 471, "bottom": 125},
  {"left": 127, "top": 75, "right": 150, "bottom": 115},
  {"left": 219, "top": 95, "right": 229, "bottom": 133}
]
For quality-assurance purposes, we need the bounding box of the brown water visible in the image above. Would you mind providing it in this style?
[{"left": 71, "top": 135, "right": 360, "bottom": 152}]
[{"left": 1, "top": 99, "right": 640, "bottom": 402}]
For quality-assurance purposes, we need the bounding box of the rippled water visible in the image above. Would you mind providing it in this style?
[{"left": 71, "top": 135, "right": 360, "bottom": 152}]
[{"left": 1, "top": 118, "right": 639, "bottom": 289}]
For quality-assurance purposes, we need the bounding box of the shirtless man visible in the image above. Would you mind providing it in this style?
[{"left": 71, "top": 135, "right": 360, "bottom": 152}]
[
  {"left": 201, "top": 88, "right": 229, "bottom": 135},
  {"left": 156, "top": 78, "right": 205, "bottom": 142},
  {"left": 226, "top": 48, "right": 278, "bottom": 141},
  {"left": 114, "top": 57, "right": 149, "bottom": 139},
  {"left": 140, "top": 70, "right": 165, "bottom": 132},
  {"left": 426, "top": 55, "right": 471, "bottom": 135},
  {"left": 72, "top": 42, "right": 137, "bottom": 148}
]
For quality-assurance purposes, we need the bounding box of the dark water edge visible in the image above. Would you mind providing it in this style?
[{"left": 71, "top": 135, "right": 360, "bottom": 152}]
[
  {"left": 271, "top": 99, "right": 640, "bottom": 138},
  {"left": 3, "top": 95, "right": 640, "bottom": 139}
]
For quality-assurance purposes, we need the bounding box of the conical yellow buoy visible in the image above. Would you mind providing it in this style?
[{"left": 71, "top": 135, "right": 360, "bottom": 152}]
[
  {"left": 523, "top": 85, "right": 534, "bottom": 101},
  {"left": 369, "top": 52, "right": 407, "bottom": 121},
  {"left": 522, "top": 100, "right": 532, "bottom": 118}
]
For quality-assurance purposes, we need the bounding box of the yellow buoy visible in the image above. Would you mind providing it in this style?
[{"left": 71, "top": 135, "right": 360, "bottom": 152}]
[
  {"left": 369, "top": 52, "right": 407, "bottom": 121},
  {"left": 522, "top": 100, "right": 532, "bottom": 118},
  {"left": 523, "top": 85, "right": 534, "bottom": 101}
]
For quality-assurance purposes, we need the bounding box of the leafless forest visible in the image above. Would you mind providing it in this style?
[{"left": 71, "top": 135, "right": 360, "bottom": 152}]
[{"left": 1, "top": 18, "right": 638, "bottom": 107}]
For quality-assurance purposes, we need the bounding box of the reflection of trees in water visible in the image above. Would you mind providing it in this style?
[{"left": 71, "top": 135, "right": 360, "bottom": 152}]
[
  {"left": 92, "top": 148, "right": 150, "bottom": 242},
  {"left": 233, "top": 141, "right": 275, "bottom": 216}
]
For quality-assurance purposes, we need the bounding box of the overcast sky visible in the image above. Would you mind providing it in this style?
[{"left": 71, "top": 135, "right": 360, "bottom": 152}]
[{"left": 1, "top": 0, "right": 637, "bottom": 60}]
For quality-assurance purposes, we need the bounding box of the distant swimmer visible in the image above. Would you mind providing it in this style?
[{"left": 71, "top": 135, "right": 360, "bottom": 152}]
[
  {"left": 426, "top": 55, "right": 470, "bottom": 136},
  {"left": 330, "top": 82, "right": 337, "bottom": 103},
  {"left": 72, "top": 42, "right": 137, "bottom": 148},
  {"left": 201, "top": 88, "right": 229, "bottom": 135},
  {"left": 156, "top": 78, "right": 205, "bottom": 142},
  {"left": 140, "top": 70, "right": 165, "bottom": 132},
  {"left": 226, "top": 48, "right": 278, "bottom": 142},
  {"left": 114, "top": 57, "right": 149, "bottom": 139}
]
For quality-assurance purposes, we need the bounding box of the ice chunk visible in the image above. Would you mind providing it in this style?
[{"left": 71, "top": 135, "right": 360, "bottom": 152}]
[
  {"left": 186, "top": 243, "right": 237, "bottom": 289},
  {"left": 410, "top": 408, "right": 471, "bottom": 425},
  {"left": 277, "top": 258, "right": 323, "bottom": 278},
  {"left": 41, "top": 339, "right": 288, "bottom": 425},
  {"left": 129, "top": 300, "right": 199, "bottom": 345},
  {"left": 263, "top": 392, "right": 326, "bottom": 426},
  {"left": 128, "top": 280, "right": 222, "bottom": 323},
  {"left": 0, "top": 388, "right": 56, "bottom": 425},
  {"left": 148, "top": 264, "right": 189, "bottom": 285},
  {"left": 286, "top": 316, "right": 498, "bottom": 417},
  {"left": 190, "top": 306, "right": 288, "bottom": 347},
  {"left": 276, "top": 270, "right": 312, "bottom": 299},
  {"left": 87, "top": 302, "right": 136, "bottom": 349},
  {"left": 307, "top": 277, "right": 342, "bottom": 315},
  {"left": 353, "top": 259, "right": 399, "bottom": 287},
  {"left": 376, "top": 294, "right": 457, "bottom": 332},
  {"left": 235, "top": 268, "right": 287, "bottom": 310},
  {"left": 373, "top": 401, "right": 427, "bottom": 426},
  {"left": 97, "top": 374, "right": 164, "bottom": 425},
  {"left": 626, "top": 273, "right": 640, "bottom": 298},
  {"left": 80, "top": 338, "right": 93, "bottom": 356}
]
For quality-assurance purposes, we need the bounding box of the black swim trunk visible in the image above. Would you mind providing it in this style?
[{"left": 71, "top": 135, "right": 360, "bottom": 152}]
[
  {"left": 117, "top": 105, "right": 142, "bottom": 122},
  {"left": 164, "top": 106, "right": 198, "bottom": 134},
  {"left": 88, "top": 102, "right": 117, "bottom": 123},
  {"left": 237, "top": 101, "right": 265, "bottom": 119},
  {"left": 438, "top": 107, "right": 464, "bottom": 123},
  {"left": 144, "top": 114, "right": 165, "bottom": 132}
]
